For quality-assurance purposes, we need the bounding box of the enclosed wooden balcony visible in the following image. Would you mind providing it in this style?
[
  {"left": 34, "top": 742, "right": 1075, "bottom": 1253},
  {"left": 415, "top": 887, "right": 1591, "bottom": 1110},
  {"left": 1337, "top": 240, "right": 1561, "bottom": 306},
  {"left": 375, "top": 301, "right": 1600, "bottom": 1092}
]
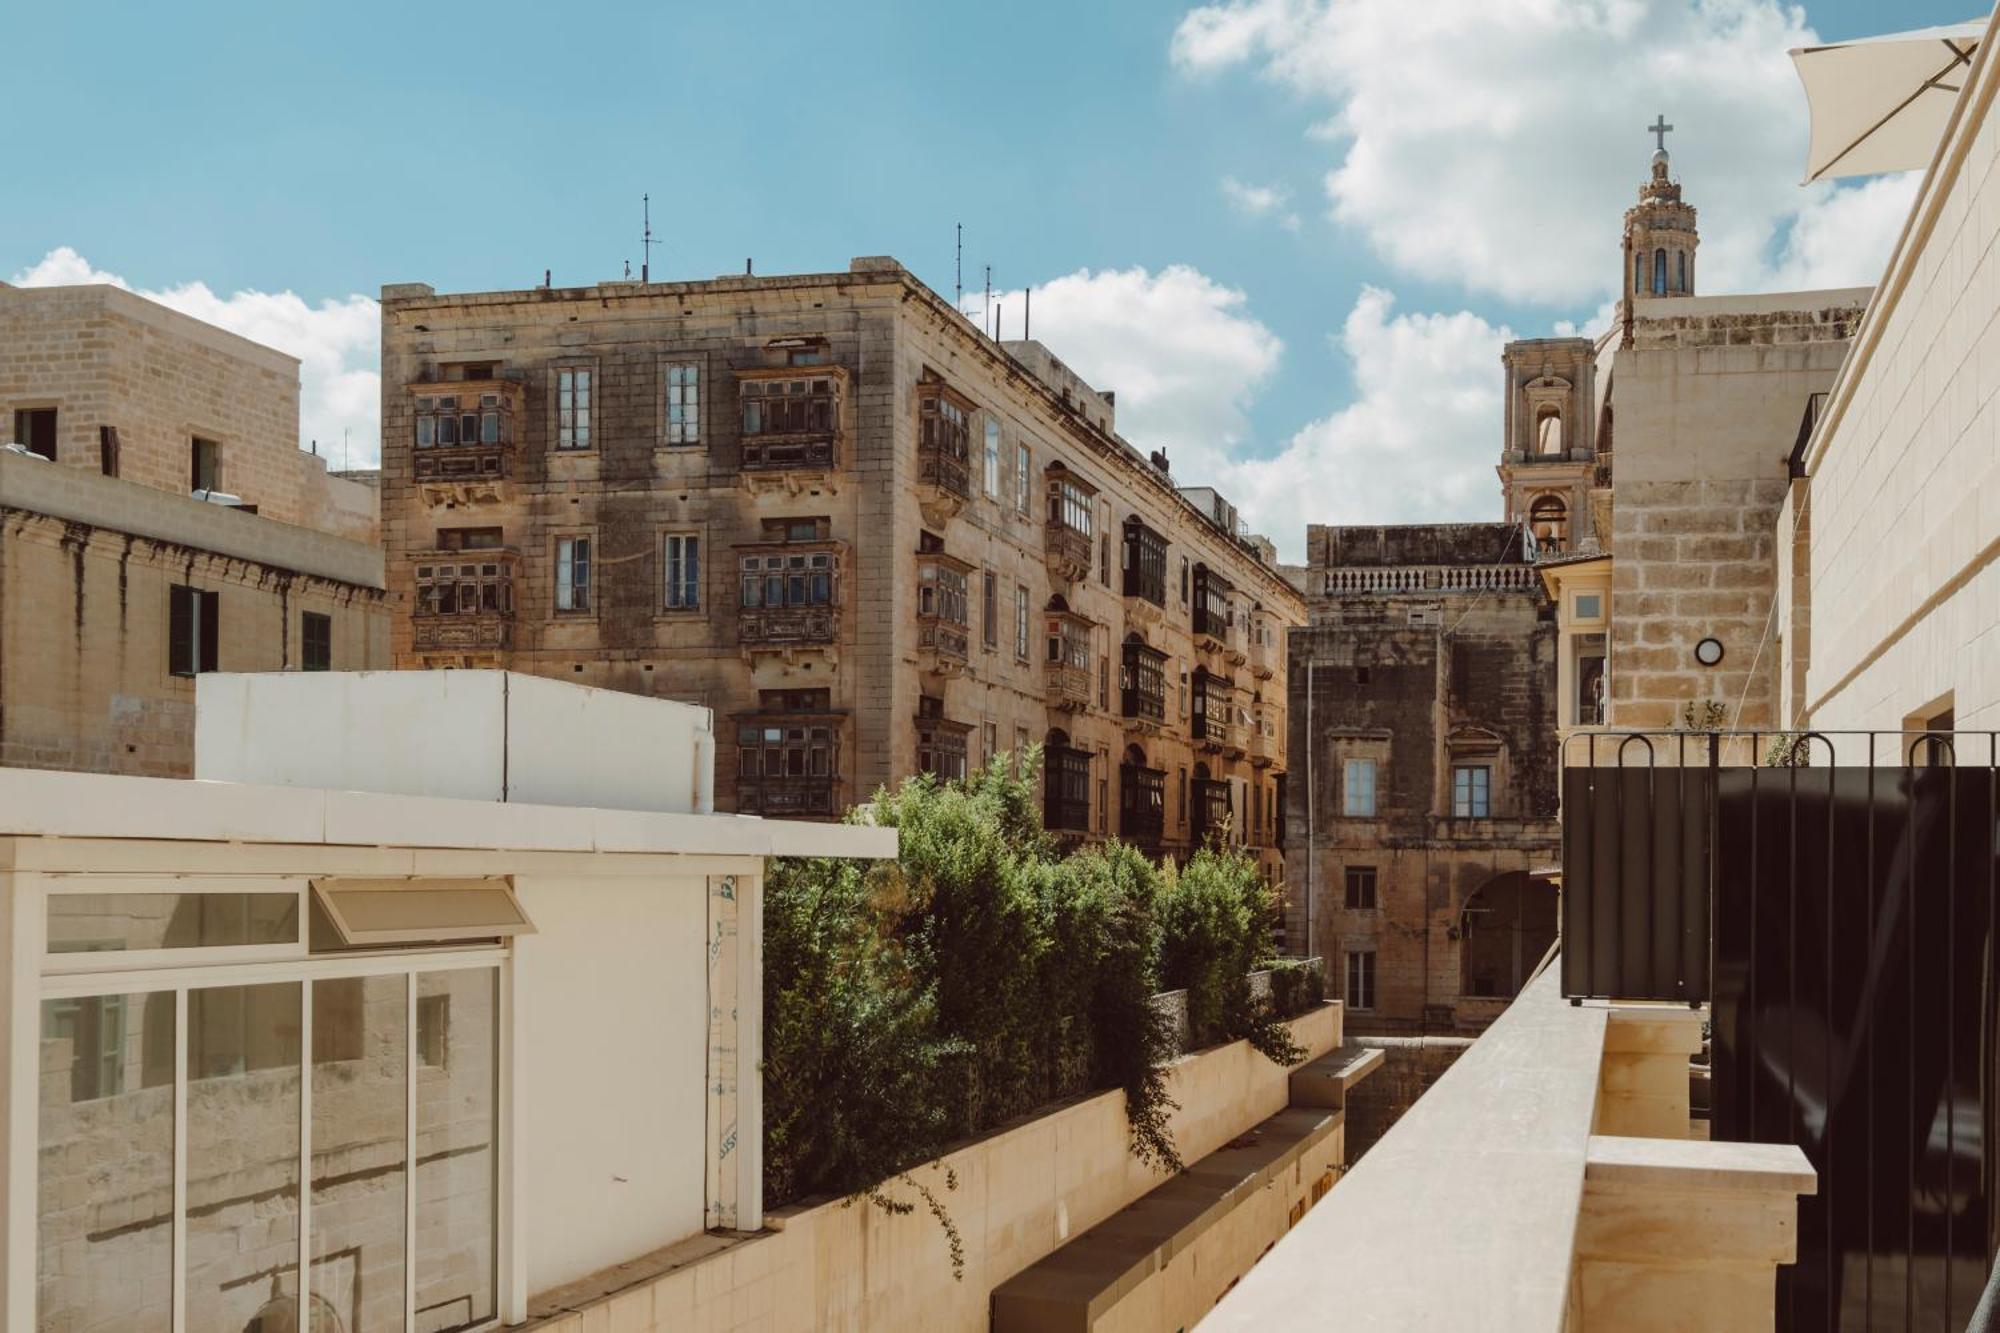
[
  {"left": 734, "top": 713, "right": 843, "bottom": 818},
  {"left": 1044, "top": 598, "right": 1094, "bottom": 712},
  {"left": 737, "top": 542, "right": 842, "bottom": 660},
  {"left": 410, "top": 546, "right": 518, "bottom": 658},
  {"left": 915, "top": 381, "right": 974, "bottom": 525},
  {"left": 738, "top": 366, "right": 846, "bottom": 493},
  {"left": 409, "top": 379, "right": 522, "bottom": 506},
  {"left": 1044, "top": 464, "right": 1098, "bottom": 584},
  {"left": 916, "top": 546, "right": 973, "bottom": 677}
]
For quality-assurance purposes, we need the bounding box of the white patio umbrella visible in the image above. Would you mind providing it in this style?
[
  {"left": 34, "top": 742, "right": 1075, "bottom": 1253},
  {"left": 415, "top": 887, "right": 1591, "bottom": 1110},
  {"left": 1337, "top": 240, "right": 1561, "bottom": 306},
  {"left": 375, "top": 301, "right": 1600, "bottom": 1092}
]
[{"left": 1790, "top": 18, "right": 1990, "bottom": 182}]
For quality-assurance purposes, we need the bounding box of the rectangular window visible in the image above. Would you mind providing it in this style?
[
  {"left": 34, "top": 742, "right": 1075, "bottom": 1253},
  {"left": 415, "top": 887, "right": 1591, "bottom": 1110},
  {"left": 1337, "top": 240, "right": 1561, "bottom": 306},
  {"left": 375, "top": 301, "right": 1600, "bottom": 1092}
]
[
  {"left": 1342, "top": 758, "right": 1377, "bottom": 817},
  {"left": 190, "top": 436, "right": 221, "bottom": 492},
  {"left": 99, "top": 424, "right": 120, "bottom": 476},
  {"left": 664, "top": 533, "right": 701, "bottom": 609},
  {"left": 168, "top": 585, "right": 221, "bottom": 676},
  {"left": 1344, "top": 866, "right": 1378, "bottom": 910},
  {"left": 665, "top": 362, "right": 701, "bottom": 445},
  {"left": 1574, "top": 592, "right": 1602, "bottom": 620},
  {"left": 1452, "top": 764, "right": 1492, "bottom": 817},
  {"left": 738, "top": 550, "right": 836, "bottom": 609},
  {"left": 557, "top": 368, "right": 592, "bottom": 450},
  {"left": 302, "top": 610, "right": 332, "bottom": 671},
  {"left": 1014, "top": 584, "right": 1030, "bottom": 660},
  {"left": 983, "top": 720, "right": 999, "bottom": 764},
  {"left": 982, "top": 570, "right": 998, "bottom": 647},
  {"left": 556, "top": 536, "right": 592, "bottom": 612},
  {"left": 37, "top": 955, "right": 502, "bottom": 1333},
  {"left": 15, "top": 406, "right": 57, "bottom": 460},
  {"left": 1345, "top": 950, "right": 1377, "bottom": 1010},
  {"left": 1015, "top": 441, "right": 1031, "bottom": 514},
  {"left": 984, "top": 419, "right": 1001, "bottom": 497}
]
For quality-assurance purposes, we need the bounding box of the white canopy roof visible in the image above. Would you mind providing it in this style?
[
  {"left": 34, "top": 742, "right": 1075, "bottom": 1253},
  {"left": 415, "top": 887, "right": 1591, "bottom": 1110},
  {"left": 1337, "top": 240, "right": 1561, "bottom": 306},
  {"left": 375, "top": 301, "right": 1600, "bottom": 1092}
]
[{"left": 1791, "top": 18, "right": 1989, "bottom": 181}]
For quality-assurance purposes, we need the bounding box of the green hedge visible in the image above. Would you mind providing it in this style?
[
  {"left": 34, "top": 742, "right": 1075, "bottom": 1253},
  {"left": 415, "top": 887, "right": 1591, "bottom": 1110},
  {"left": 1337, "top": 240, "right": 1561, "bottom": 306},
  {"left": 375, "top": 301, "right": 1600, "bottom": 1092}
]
[{"left": 763, "top": 751, "right": 1314, "bottom": 1255}]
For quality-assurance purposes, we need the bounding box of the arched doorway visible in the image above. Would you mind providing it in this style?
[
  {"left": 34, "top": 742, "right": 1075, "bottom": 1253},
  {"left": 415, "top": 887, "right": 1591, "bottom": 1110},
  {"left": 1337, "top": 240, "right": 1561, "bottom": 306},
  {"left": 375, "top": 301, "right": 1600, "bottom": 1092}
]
[{"left": 1459, "top": 872, "right": 1557, "bottom": 999}]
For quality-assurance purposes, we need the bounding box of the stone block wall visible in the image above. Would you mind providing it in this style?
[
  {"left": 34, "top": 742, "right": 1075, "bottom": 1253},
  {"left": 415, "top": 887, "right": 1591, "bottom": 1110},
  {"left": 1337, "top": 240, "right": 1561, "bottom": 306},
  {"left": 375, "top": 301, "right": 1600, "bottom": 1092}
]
[
  {"left": 0, "top": 282, "right": 377, "bottom": 542},
  {"left": 0, "top": 496, "right": 387, "bottom": 776},
  {"left": 377, "top": 263, "right": 1300, "bottom": 866},
  {"left": 1340, "top": 1035, "right": 1473, "bottom": 1163}
]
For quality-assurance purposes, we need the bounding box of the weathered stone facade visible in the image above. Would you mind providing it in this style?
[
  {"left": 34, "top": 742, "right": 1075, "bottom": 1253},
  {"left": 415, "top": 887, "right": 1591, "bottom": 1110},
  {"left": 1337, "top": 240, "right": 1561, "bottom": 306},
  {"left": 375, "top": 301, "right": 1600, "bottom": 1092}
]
[
  {"left": 0, "top": 285, "right": 388, "bottom": 776},
  {"left": 1601, "top": 292, "right": 1867, "bottom": 731},
  {"left": 377, "top": 259, "right": 1299, "bottom": 876},
  {"left": 1286, "top": 524, "right": 1561, "bottom": 1034}
]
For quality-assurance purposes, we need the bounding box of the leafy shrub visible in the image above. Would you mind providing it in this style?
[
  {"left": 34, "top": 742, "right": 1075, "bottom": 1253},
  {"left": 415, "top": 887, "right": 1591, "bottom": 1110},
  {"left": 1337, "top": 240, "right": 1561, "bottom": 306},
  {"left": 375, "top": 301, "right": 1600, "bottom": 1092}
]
[
  {"left": 763, "top": 752, "right": 1310, "bottom": 1270},
  {"left": 1156, "top": 845, "right": 1305, "bottom": 1065},
  {"left": 1267, "top": 955, "right": 1328, "bottom": 1019}
]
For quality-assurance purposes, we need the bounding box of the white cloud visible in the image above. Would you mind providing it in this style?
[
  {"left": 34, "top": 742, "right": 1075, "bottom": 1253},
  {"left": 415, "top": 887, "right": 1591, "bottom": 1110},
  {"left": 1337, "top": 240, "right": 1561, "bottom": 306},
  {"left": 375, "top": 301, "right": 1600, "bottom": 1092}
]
[
  {"left": 1173, "top": 0, "right": 1915, "bottom": 306},
  {"left": 970, "top": 265, "right": 1284, "bottom": 483},
  {"left": 1217, "top": 287, "right": 1509, "bottom": 562},
  {"left": 1767, "top": 172, "right": 1922, "bottom": 291},
  {"left": 1221, "top": 176, "right": 1303, "bottom": 231},
  {"left": 10, "top": 247, "right": 381, "bottom": 469}
]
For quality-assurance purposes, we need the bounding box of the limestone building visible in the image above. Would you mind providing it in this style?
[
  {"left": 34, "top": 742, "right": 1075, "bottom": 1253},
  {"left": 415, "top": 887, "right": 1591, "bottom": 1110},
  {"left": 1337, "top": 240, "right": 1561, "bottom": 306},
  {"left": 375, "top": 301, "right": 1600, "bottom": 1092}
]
[
  {"left": 1530, "top": 139, "right": 1867, "bottom": 740},
  {"left": 0, "top": 281, "right": 388, "bottom": 775},
  {"left": 376, "top": 259, "right": 1299, "bottom": 879},
  {"left": 1287, "top": 525, "right": 1561, "bottom": 1033}
]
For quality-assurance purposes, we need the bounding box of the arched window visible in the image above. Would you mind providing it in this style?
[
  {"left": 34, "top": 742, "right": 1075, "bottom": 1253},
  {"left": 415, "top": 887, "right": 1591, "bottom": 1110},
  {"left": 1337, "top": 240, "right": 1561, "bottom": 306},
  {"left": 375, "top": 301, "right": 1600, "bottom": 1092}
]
[
  {"left": 1635, "top": 253, "right": 1645, "bottom": 294},
  {"left": 1677, "top": 250, "right": 1687, "bottom": 293},
  {"left": 1534, "top": 406, "right": 1564, "bottom": 457},
  {"left": 1652, "top": 248, "right": 1668, "bottom": 295},
  {"left": 1529, "top": 495, "right": 1569, "bottom": 553}
]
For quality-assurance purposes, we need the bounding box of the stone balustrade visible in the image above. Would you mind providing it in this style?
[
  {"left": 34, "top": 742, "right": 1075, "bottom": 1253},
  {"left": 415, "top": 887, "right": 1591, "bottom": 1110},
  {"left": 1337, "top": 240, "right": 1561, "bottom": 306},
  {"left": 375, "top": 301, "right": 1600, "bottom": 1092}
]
[{"left": 1320, "top": 563, "right": 1540, "bottom": 596}]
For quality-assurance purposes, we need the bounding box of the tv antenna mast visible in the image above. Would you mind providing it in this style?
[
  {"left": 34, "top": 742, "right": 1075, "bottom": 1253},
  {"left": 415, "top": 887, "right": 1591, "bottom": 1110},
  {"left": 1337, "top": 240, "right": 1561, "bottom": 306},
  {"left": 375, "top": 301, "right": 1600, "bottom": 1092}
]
[{"left": 641, "top": 194, "right": 654, "bottom": 283}]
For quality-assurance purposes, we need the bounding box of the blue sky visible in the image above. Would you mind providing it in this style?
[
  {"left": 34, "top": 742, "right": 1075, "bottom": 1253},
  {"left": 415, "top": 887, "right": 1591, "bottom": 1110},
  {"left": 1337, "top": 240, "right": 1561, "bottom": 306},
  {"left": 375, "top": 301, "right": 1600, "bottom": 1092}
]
[{"left": 3, "top": 0, "right": 1972, "bottom": 556}]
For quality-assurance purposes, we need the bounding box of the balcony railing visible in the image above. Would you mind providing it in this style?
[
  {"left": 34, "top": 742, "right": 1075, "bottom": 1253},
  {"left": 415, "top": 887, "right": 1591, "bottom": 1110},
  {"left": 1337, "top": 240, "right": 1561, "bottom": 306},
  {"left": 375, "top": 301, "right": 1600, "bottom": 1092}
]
[
  {"left": 1045, "top": 522, "right": 1092, "bottom": 583},
  {"left": 1319, "top": 564, "right": 1539, "bottom": 596},
  {"left": 739, "top": 605, "right": 838, "bottom": 648},
  {"left": 918, "top": 618, "right": 970, "bottom": 667},
  {"left": 742, "top": 434, "right": 835, "bottom": 473},
  {"left": 1045, "top": 661, "right": 1091, "bottom": 711},
  {"left": 411, "top": 613, "right": 511, "bottom": 653},
  {"left": 737, "top": 773, "right": 839, "bottom": 817},
  {"left": 1562, "top": 729, "right": 2000, "bottom": 1330},
  {"left": 1207, "top": 966, "right": 1816, "bottom": 1332}
]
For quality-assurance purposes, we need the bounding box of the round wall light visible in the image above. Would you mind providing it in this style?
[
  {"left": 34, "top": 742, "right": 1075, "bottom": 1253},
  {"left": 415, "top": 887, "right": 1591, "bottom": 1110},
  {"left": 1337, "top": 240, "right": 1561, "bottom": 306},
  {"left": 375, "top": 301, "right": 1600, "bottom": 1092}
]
[{"left": 1694, "top": 637, "right": 1725, "bottom": 667}]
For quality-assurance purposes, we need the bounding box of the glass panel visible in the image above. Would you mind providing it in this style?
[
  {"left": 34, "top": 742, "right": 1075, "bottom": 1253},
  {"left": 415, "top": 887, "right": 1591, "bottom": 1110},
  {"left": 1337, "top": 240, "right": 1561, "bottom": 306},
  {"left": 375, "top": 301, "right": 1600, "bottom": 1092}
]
[
  {"left": 312, "top": 975, "right": 407, "bottom": 1332},
  {"left": 187, "top": 982, "right": 302, "bottom": 1332},
  {"left": 48, "top": 891, "right": 299, "bottom": 954},
  {"left": 39, "top": 991, "right": 174, "bottom": 1331},
  {"left": 414, "top": 969, "right": 498, "bottom": 1332}
]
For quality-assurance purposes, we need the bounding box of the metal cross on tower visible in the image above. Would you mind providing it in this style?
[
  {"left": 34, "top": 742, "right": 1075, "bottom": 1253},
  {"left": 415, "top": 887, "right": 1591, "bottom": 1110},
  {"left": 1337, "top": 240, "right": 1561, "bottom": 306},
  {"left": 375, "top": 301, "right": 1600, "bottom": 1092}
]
[{"left": 1649, "top": 115, "right": 1674, "bottom": 152}]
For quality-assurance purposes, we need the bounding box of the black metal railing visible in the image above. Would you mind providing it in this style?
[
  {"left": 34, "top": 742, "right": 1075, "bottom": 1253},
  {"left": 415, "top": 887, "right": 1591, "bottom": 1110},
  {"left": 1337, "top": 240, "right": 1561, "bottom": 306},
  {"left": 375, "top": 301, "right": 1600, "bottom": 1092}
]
[{"left": 1561, "top": 730, "right": 1999, "bottom": 1332}]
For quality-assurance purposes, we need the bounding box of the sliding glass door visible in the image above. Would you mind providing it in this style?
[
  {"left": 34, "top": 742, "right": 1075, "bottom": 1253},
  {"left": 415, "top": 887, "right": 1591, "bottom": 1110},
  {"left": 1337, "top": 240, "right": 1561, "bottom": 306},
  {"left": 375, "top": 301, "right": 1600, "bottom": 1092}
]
[{"left": 38, "top": 960, "right": 500, "bottom": 1333}]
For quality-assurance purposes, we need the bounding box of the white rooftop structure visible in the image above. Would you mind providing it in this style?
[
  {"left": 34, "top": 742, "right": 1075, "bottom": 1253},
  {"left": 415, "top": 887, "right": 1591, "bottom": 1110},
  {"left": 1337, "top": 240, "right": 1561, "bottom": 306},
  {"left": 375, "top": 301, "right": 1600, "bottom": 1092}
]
[{"left": 0, "top": 671, "right": 890, "bottom": 1332}]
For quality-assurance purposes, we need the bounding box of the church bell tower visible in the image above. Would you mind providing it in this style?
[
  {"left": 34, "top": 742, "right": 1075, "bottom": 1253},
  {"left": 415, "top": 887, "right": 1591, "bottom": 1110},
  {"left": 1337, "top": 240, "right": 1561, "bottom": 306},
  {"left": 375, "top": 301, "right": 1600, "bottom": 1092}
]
[{"left": 1621, "top": 115, "right": 1699, "bottom": 347}]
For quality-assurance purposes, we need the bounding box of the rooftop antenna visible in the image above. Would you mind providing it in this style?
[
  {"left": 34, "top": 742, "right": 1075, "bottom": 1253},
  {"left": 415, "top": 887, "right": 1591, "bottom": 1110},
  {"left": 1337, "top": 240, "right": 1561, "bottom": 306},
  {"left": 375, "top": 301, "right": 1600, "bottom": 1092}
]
[
  {"left": 1025, "top": 286, "right": 1032, "bottom": 341},
  {"left": 996, "top": 302, "right": 1004, "bottom": 341},
  {"left": 623, "top": 260, "right": 631, "bottom": 279},
  {"left": 641, "top": 194, "right": 654, "bottom": 283},
  {"left": 955, "top": 223, "right": 963, "bottom": 308},
  {"left": 983, "top": 264, "right": 992, "bottom": 339}
]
